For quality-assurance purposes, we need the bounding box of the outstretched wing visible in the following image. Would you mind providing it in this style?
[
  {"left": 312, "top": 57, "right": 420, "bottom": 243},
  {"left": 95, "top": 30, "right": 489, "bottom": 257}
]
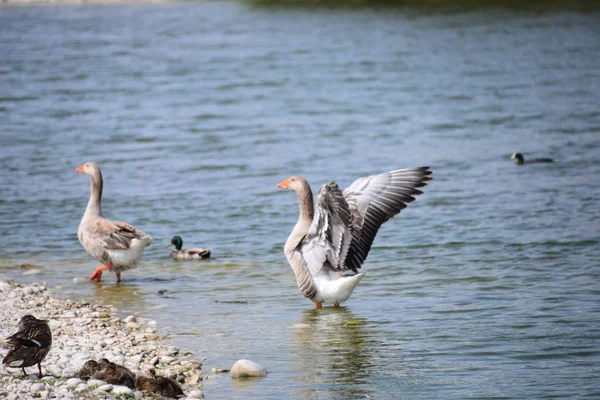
[
  {"left": 343, "top": 167, "right": 432, "bottom": 273},
  {"left": 297, "top": 181, "right": 354, "bottom": 275}
]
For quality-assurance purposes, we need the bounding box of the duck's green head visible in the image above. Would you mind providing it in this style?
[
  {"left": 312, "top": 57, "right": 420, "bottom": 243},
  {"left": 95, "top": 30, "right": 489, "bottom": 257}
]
[{"left": 165, "top": 236, "right": 183, "bottom": 251}]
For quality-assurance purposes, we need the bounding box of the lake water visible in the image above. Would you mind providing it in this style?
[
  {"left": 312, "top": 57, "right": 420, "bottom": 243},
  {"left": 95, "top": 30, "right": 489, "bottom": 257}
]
[{"left": 1, "top": 2, "right": 600, "bottom": 399}]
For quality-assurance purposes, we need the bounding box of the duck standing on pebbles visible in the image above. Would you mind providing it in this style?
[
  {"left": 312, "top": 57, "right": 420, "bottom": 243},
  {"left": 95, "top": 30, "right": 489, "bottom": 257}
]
[
  {"left": 135, "top": 369, "right": 185, "bottom": 399},
  {"left": 511, "top": 152, "right": 554, "bottom": 165},
  {"left": 76, "top": 162, "right": 152, "bottom": 282},
  {"left": 165, "top": 236, "right": 211, "bottom": 260},
  {"left": 2, "top": 315, "right": 52, "bottom": 377}
]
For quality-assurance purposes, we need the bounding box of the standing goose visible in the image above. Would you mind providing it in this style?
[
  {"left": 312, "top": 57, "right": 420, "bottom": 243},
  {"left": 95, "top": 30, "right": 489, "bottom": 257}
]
[
  {"left": 278, "top": 167, "right": 432, "bottom": 308},
  {"left": 2, "top": 315, "right": 52, "bottom": 378},
  {"left": 511, "top": 152, "right": 553, "bottom": 165},
  {"left": 76, "top": 162, "right": 152, "bottom": 282}
]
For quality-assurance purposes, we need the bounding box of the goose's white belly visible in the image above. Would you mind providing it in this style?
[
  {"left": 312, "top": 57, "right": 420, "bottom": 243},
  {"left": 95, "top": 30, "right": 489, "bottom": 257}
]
[
  {"left": 313, "top": 273, "right": 365, "bottom": 304},
  {"left": 106, "top": 236, "right": 151, "bottom": 271}
]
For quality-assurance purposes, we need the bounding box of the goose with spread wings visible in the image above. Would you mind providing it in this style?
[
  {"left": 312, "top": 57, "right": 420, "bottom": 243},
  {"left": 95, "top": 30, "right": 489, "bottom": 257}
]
[
  {"left": 76, "top": 162, "right": 152, "bottom": 282},
  {"left": 277, "top": 167, "right": 432, "bottom": 308}
]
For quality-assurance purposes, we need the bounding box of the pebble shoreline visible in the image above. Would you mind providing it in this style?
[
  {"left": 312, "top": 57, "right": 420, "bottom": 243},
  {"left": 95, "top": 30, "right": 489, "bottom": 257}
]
[{"left": 0, "top": 280, "right": 204, "bottom": 399}]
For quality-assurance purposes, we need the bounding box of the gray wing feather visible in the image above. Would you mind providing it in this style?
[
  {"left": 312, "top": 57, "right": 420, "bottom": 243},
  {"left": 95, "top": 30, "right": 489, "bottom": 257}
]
[
  {"left": 343, "top": 167, "right": 432, "bottom": 273},
  {"left": 102, "top": 221, "right": 146, "bottom": 250},
  {"left": 298, "top": 182, "right": 353, "bottom": 275}
]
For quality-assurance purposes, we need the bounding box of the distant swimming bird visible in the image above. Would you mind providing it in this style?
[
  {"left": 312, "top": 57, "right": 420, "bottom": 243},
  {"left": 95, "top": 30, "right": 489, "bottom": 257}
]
[
  {"left": 277, "top": 167, "right": 432, "bottom": 309},
  {"left": 76, "top": 162, "right": 152, "bottom": 282},
  {"left": 2, "top": 315, "right": 52, "bottom": 377},
  {"left": 135, "top": 369, "right": 185, "bottom": 399},
  {"left": 511, "top": 152, "right": 553, "bottom": 165},
  {"left": 165, "top": 236, "right": 211, "bottom": 260},
  {"left": 91, "top": 358, "right": 135, "bottom": 389}
]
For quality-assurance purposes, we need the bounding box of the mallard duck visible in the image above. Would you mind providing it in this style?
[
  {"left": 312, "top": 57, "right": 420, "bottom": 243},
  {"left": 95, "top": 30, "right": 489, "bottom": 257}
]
[
  {"left": 135, "top": 368, "right": 185, "bottom": 399},
  {"left": 511, "top": 152, "right": 554, "bottom": 165},
  {"left": 165, "top": 236, "right": 211, "bottom": 260},
  {"left": 76, "top": 162, "right": 152, "bottom": 282},
  {"left": 2, "top": 315, "right": 52, "bottom": 377},
  {"left": 277, "top": 167, "right": 432, "bottom": 309},
  {"left": 90, "top": 358, "right": 135, "bottom": 389}
]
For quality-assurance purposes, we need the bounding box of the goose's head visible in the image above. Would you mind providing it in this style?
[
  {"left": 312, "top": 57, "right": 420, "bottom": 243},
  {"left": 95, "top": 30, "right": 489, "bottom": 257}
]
[{"left": 277, "top": 176, "right": 308, "bottom": 192}]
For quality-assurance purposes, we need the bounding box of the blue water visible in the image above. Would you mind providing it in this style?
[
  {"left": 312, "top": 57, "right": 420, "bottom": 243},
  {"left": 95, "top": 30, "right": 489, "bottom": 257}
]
[{"left": 1, "top": 2, "right": 600, "bottom": 399}]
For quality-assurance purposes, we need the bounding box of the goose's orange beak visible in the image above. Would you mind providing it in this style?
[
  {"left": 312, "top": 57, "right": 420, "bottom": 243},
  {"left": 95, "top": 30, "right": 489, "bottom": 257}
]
[
  {"left": 277, "top": 179, "right": 289, "bottom": 189},
  {"left": 76, "top": 164, "right": 85, "bottom": 173}
]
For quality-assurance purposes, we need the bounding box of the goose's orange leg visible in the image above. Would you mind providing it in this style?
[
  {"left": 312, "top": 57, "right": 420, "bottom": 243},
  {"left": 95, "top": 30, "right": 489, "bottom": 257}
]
[
  {"left": 115, "top": 272, "right": 121, "bottom": 283},
  {"left": 90, "top": 263, "right": 112, "bottom": 281},
  {"left": 37, "top": 363, "right": 43, "bottom": 378},
  {"left": 315, "top": 302, "right": 323, "bottom": 309}
]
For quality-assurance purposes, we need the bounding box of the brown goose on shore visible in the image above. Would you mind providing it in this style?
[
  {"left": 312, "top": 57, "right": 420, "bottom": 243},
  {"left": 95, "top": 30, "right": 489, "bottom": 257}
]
[
  {"left": 277, "top": 167, "right": 432, "bottom": 309},
  {"left": 76, "top": 162, "right": 152, "bottom": 282},
  {"left": 2, "top": 315, "right": 52, "bottom": 377}
]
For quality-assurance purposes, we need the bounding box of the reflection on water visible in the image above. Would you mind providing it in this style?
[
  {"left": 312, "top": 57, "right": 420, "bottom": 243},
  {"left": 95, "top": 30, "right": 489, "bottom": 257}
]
[{"left": 292, "top": 307, "right": 376, "bottom": 399}]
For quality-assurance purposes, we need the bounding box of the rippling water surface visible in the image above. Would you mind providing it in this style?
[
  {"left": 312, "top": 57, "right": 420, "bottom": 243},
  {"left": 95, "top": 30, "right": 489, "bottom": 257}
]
[{"left": 1, "top": 2, "right": 600, "bottom": 399}]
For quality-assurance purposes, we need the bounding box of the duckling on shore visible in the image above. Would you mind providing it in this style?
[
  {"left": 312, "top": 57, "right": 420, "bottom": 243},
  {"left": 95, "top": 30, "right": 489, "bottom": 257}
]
[
  {"left": 77, "top": 358, "right": 135, "bottom": 389},
  {"left": 135, "top": 368, "right": 185, "bottom": 399},
  {"left": 94, "top": 358, "right": 135, "bottom": 388},
  {"left": 77, "top": 360, "right": 100, "bottom": 380},
  {"left": 165, "top": 236, "right": 211, "bottom": 260},
  {"left": 2, "top": 315, "right": 52, "bottom": 378}
]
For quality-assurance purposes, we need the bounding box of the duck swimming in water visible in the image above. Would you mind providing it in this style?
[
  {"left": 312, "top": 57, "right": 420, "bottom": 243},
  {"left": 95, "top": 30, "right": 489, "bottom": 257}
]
[
  {"left": 165, "top": 236, "right": 211, "bottom": 260},
  {"left": 511, "top": 152, "right": 554, "bottom": 165}
]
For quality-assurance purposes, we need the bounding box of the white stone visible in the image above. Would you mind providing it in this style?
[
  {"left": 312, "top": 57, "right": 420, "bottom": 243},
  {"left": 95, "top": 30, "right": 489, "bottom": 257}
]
[
  {"left": 133, "top": 391, "right": 143, "bottom": 399},
  {"left": 73, "top": 383, "right": 88, "bottom": 393},
  {"left": 292, "top": 323, "right": 311, "bottom": 329},
  {"left": 86, "top": 379, "right": 105, "bottom": 388},
  {"left": 160, "top": 356, "right": 176, "bottom": 365},
  {"left": 95, "top": 384, "right": 114, "bottom": 392},
  {"left": 112, "top": 385, "right": 134, "bottom": 396},
  {"left": 230, "top": 359, "right": 268, "bottom": 378},
  {"left": 123, "top": 315, "right": 137, "bottom": 323},
  {"left": 31, "top": 383, "right": 46, "bottom": 393},
  {"left": 188, "top": 389, "right": 204, "bottom": 399},
  {"left": 66, "top": 378, "right": 83, "bottom": 389}
]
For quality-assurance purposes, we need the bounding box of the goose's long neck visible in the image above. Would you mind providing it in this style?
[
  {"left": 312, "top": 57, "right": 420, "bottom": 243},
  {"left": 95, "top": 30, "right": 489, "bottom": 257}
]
[
  {"left": 290, "top": 181, "right": 314, "bottom": 241},
  {"left": 297, "top": 182, "right": 314, "bottom": 225},
  {"left": 83, "top": 171, "right": 103, "bottom": 220}
]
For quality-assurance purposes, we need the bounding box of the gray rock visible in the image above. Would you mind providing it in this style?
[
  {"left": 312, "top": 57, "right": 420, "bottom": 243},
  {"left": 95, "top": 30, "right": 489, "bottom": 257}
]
[{"left": 230, "top": 359, "right": 268, "bottom": 378}]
